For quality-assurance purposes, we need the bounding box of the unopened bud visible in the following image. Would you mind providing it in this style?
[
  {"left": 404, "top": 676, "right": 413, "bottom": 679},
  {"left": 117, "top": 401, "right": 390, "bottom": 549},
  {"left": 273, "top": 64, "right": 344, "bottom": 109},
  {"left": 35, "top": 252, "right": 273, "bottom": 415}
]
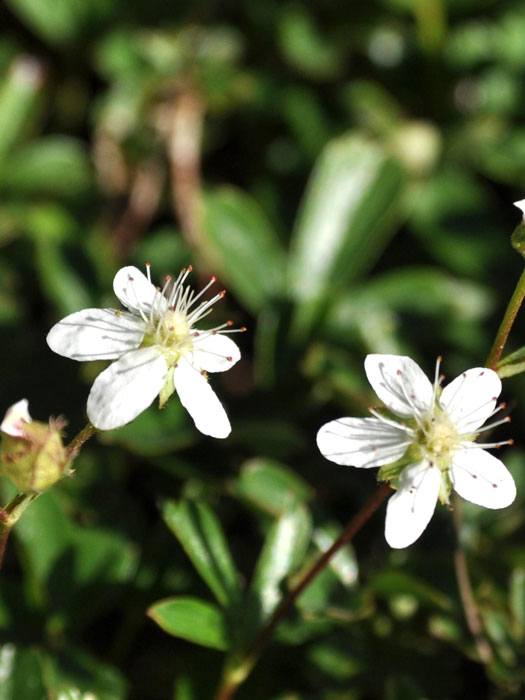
[{"left": 0, "top": 400, "right": 69, "bottom": 492}]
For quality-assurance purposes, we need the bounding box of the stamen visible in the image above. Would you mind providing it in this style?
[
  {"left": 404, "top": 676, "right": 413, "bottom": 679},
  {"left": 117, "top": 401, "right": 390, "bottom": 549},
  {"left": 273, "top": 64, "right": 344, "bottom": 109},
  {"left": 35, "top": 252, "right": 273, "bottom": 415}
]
[
  {"left": 185, "top": 276, "right": 217, "bottom": 312},
  {"left": 472, "top": 416, "right": 511, "bottom": 435},
  {"left": 145, "top": 262, "right": 151, "bottom": 282},
  {"left": 462, "top": 439, "right": 513, "bottom": 449},
  {"left": 433, "top": 356, "right": 442, "bottom": 400}
]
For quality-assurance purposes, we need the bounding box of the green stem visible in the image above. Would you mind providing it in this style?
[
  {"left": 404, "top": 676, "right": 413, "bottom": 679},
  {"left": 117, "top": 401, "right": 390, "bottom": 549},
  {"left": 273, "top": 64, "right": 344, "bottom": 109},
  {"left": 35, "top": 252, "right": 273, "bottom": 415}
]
[
  {"left": 486, "top": 267, "right": 525, "bottom": 370},
  {"left": 0, "top": 492, "right": 39, "bottom": 569},
  {"left": 66, "top": 422, "right": 97, "bottom": 459},
  {"left": 449, "top": 271, "right": 525, "bottom": 660},
  {"left": 214, "top": 483, "right": 392, "bottom": 700}
]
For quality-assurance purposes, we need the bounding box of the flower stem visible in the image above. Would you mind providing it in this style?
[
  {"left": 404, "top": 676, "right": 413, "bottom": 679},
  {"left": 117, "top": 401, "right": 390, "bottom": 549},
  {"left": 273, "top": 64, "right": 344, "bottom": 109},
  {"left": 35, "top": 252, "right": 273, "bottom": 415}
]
[
  {"left": 66, "top": 422, "right": 97, "bottom": 459},
  {"left": 214, "top": 482, "right": 392, "bottom": 700},
  {"left": 452, "top": 497, "right": 493, "bottom": 664},
  {"left": 448, "top": 269, "right": 525, "bottom": 662},
  {"left": 486, "top": 267, "right": 525, "bottom": 370},
  {"left": 0, "top": 491, "right": 39, "bottom": 570}
]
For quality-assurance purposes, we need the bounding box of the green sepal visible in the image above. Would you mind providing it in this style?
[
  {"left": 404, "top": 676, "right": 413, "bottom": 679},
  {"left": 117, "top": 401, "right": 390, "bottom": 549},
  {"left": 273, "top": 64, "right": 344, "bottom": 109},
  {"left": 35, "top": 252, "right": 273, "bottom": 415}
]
[
  {"left": 159, "top": 366, "right": 175, "bottom": 409},
  {"left": 0, "top": 421, "right": 69, "bottom": 493},
  {"left": 511, "top": 223, "right": 525, "bottom": 258},
  {"left": 377, "top": 447, "right": 418, "bottom": 485},
  {"left": 438, "top": 471, "right": 452, "bottom": 505}
]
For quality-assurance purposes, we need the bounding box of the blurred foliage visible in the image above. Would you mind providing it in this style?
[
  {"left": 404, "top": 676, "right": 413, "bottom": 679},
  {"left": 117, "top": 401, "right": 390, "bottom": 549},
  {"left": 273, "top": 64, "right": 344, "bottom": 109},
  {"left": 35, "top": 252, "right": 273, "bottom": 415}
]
[{"left": 1, "top": 0, "right": 525, "bottom": 698}]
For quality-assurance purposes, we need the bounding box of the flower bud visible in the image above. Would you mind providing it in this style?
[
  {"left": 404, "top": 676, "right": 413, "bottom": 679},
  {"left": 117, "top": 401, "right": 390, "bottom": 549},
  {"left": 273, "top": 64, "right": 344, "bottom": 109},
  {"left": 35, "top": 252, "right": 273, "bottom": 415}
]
[{"left": 0, "top": 400, "right": 69, "bottom": 493}]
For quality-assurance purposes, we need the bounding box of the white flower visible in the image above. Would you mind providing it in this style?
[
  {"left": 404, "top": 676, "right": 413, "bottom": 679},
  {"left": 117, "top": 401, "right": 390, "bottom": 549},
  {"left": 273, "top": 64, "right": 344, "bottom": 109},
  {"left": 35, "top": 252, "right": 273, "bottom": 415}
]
[
  {"left": 47, "top": 265, "right": 244, "bottom": 437},
  {"left": 317, "top": 354, "right": 516, "bottom": 549},
  {"left": 1, "top": 399, "right": 32, "bottom": 437}
]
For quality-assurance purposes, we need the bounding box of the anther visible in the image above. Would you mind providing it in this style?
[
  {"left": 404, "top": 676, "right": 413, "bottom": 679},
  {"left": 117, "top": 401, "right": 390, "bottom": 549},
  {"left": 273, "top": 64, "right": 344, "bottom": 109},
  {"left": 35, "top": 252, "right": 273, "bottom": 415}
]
[
  {"left": 226, "top": 356, "right": 232, "bottom": 362},
  {"left": 226, "top": 320, "right": 234, "bottom": 327},
  {"left": 219, "top": 290, "right": 226, "bottom": 298},
  {"left": 239, "top": 326, "right": 247, "bottom": 332},
  {"left": 210, "top": 275, "right": 217, "bottom": 283}
]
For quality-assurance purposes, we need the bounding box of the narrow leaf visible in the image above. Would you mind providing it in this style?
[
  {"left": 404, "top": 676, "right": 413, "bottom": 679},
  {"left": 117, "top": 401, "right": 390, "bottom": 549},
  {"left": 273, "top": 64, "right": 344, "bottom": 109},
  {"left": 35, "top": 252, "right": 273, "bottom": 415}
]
[
  {"left": 251, "top": 504, "right": 312, "bottom": 620},
  {"left": 203, "top": 187, "right": 286, "bottom": 312},
  {"left": 148, "top": 597, "right": 230, "bottom": 651},
  {"left": 0, "top": 57, "right": 44, "bottom": 162},
  {"left": 288, "top": 134, "right": 404, "bottom": 337},
  {"left": 163, "top": 499, "right": 241, "bottom": 607}
]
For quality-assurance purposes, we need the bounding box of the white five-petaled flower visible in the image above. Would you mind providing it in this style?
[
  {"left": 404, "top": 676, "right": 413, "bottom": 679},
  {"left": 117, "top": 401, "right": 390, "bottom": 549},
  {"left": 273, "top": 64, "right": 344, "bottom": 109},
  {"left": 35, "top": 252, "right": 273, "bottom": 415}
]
[
  {"left": 47, "top": 265, "right": 244, "bottom": 437},
  {"left": 317, "top": 354, "right": 516, "bottom": 549}
]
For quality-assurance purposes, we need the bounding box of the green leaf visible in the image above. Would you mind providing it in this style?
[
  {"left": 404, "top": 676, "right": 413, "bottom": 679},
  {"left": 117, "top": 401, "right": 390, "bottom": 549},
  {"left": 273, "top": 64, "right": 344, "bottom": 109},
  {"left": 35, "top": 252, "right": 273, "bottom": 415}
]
[
  {"left": 278, "top": 5, "right": 341, "bottom": 80},
  {"left": 288, "top": 134, "right": 404, "bottom": 338},
  {"left": 6, "top": 0, "right": 116, "bottom": 46},
  {"left": 0, "top": 137, "right": 91, "bottom": 198},
  {"left": 0, "top": 645, "right": 126, "bottom": 700},
  {"left": 235, "top": 458, "right": 313, "bottom": 516},
  {"left": 34, "top": 239, "right": 92, "bottom": 316},
  {"left": 44, "top": 647, "right": 127, "bottom": 700},
  {"left": 163, "top": 500, "right": 241, "bottom": 607},
  {"left": 0, "top": 57, "right": 44, "bottom": 163},
  {"left": 312, "top": 522, "right": 358, "bottom": 587},
  {"left": 203, "top": 187, "right": 286, "bottom": 312},
  {"left": 250, "top": 504, "right": 312, "bottom": 620},
  {"left": 0, "top": 645, "right": 46, "bottom": 700},
  {"left": 371, "top": 570, "right": 452, "bottom": 611},
  {"left": 148, "top": 597, "right": 230, "bottom": 650},
  {"left": 14, "top": 491, "right": 73, "bottom": 590}
]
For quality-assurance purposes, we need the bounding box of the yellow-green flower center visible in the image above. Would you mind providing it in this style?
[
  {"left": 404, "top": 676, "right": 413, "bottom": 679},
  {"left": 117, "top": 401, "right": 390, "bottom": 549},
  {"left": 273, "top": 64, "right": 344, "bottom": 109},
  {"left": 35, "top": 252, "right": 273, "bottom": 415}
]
[
  {"left": 418, "top": 412, "right": 460, "bottom": 467},
  {"left": 142, "top": 309, "right": 194, "bottom": 366}
]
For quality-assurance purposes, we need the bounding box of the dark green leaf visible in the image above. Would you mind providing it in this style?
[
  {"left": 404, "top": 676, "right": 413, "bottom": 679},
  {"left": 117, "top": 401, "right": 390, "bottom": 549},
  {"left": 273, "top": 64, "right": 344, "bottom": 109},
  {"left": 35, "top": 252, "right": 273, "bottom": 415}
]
[
  {"left": 203, "top": 187, "right": 286, "bottom": 311},
  {"left": 0, "top": 137, "right": 91, "bottom": 198},
  {"left": 235, "top": 458, "right": 313, "bottom": 515},
  {"left": 163, "top": 499, "right": 241, "bottom": 607}
]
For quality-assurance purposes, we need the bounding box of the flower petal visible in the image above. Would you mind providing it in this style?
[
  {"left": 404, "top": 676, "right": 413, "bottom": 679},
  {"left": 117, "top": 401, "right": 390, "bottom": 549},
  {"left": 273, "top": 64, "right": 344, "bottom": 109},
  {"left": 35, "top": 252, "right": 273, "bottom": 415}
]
[
  {"left": 87, "top": 348, "right": 167, "bottom": 430},
  {"left": 190, "top": 333, "right": 241, "bottom": 373},
  {"left": 47, "top": 308, "right": 145, "bottom": 361},
  {"left": 173, "top": 359, "right": 231, "bottom": 438},
  {"left": 113, "top": 266, "right": 167, "bottom": 317},
  {"left": 316, "top": 417, "right": 411, "bottom": 468},
  {"left": 385, "top": 461, "right": 441, "bottom": 548},
  {"left": 440, "top": 368, "right": 501, "bottom": 433},
  {"left": 450, "top": 447, "right": 516, "bottom": 509},
  {"left": 365, "top": 354, "right": 434, "bottom": 418},
  {"left": 1, "top": 399, "right": 31, "bottom": 437}
]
